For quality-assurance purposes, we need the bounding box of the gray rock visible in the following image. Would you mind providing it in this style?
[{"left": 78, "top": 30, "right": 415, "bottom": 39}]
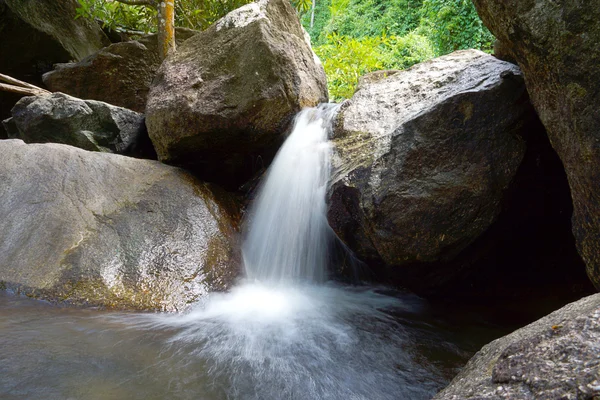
[
  {"left": 472, "top": 0, "right": 600, "bottom": 290},
  {"left": 146, "top": 0, "right": 328, "bottom": 187},
  {"left": 0, "top": 0, "right": 110, "bottom": 120},
  {"left": 328, "top": 50, "right": 527, "bottom": 273},
  {"left": 434, "top": 293, "right": 600, "bottom": 399},
  {"left": 0, "top": 139, "right": 240, "bottom": 311},
  {"left": 5, "top": 93, "right": 148, "bottom": 155},
  {"left": 42, "top": 28, "right": 199, "bottom": 112}
]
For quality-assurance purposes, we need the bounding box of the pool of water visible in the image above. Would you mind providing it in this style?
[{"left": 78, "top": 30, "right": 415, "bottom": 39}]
[{"left": 0, "top": 282, "right": 509, "bottom": 400}]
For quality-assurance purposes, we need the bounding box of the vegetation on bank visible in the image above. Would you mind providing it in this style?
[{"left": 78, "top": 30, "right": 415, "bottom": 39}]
[{"left": 76, "top": 0, "right": 494, "bottom": 99}]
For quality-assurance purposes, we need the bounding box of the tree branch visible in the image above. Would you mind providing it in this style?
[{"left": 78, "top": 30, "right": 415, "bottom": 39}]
[{"left": 0, "top": 73, "right": 49, "bottom": 92}]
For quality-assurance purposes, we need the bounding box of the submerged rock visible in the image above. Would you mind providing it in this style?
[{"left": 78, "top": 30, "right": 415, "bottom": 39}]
[
  {"left": 0, "top": 140, "right": 240, "bottom": 311},
  {"left": 43, "top": 28, "right": 199, "bottom": 113},
  {"left": 4, "top": 93, "right": 154, "bottom": 157},
  {"left": 0, "top": 0, "right": 110, "bottom": 120},
  {"left": 146, "top": 0, "right": 328, "bottom": 188},
  {"left": 472, "top": 0, "right": 600, "bottom": 291},
  {"left": 328, "top": 50, "right": 526, "bottom": 275},
  {"left": 434, "top": 293, "right": 600, "bottom": 399}
]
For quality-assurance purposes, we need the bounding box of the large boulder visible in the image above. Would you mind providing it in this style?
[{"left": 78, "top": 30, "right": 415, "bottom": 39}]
[
  {"left": 0, "top": 0, "right": 110, "bottom": 120},
  {"left": 42, "top": 28, "right": 199, "bottom": 113},
  {"left": 3, "top": 93, "right": 154, "bottom": 157},
  {"left": 471, "top": 1, "right": 600, "bottom": 290},
  {"left": 146, "top": 0, "right": 328, "bottom": 188},
  {"left": 0, "top": 140, "right": 240, "bottom": 311},
  {"left": 434, "top": 292, "right": 600, "bottom": 399},
  {"left": 328, "top": 50, "right": 526, "bottom": 277}
]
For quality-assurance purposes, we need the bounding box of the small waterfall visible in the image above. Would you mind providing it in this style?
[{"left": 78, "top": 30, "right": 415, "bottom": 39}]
[{"left": 242, "top": 104, "right": 339, "bottom": 283}]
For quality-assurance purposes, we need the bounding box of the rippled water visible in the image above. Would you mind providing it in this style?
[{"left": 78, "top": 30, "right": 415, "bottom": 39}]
[{"left": 0, "top": 284, "right": 509, "bottom": 400}]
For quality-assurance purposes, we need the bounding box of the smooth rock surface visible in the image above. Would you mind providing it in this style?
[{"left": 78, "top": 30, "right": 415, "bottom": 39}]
[
  {"left": 472, "top": 0, "right": 600, "bottom": 290},
  {"left": 328, "top": 50, "right": 527, "bottom": 271},
  {"left": 0, "top": 140, "right": 240, "bottom": 311},
  {"left": 43, "top": 28, "right": 198, "bottom": 112},
  {"left": 4, "top": 93, "right": 151, "bottom": 156},
  {"left": 146, "top": 0, "right": 328, "bottom": 187},
  {"left": 434, "top": 293, "right": 600, "bottom": 399}
]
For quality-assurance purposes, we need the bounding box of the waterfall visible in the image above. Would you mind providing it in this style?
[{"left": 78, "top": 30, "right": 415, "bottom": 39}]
[{"left": 242, "top": 104, "right": 339, "bottom": 283}]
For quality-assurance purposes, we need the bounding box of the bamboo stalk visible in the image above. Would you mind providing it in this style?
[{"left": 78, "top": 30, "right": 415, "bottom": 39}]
[
  {"left": 0, "top": 73, "right": 49, "bottom": 92},
  {"left": 0, "top": 83, "right": 50, "bottom": 97}
]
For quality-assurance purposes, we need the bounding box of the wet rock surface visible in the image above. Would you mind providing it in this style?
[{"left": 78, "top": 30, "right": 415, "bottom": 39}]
[
  {"left": 472, "top": 0, "right": 600, "bottom": 290},
  {"left": 328, "top": 50, "right": 527, "bottom": 280},
  {"left": 146, "top": 0, "right": 328, "bottom": 188},
  {"left": 0, "top": 140, "right": 240, "bottom": 311},
  {"left": 434, "top": 293, "right": 600, "bottom": 399},
  {"left": 4, "top": 93, "right": 153, "bottom": 157},
  {"left": 43, "top": 28, "right": 199, "bottom": 113}
]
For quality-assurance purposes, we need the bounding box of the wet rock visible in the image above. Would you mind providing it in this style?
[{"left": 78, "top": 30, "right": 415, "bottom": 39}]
[
  {"left": 0, "top": 0, "right": 110, "bottom": 120},
  {"left": 42, "top": 28, "right": 199, "bottom": 112},
  {"left": 146, "top": 0, "right": 328, "bottom": 188},
  {"left": 0, "top": 139, "right": 240, "bottom": 311},
  {"left": 472, "top": 0, "right": 600, "bottom": 290},
  {"left": 434, "top": 293, "right": 600, "bottom": 399},
  {"left": 4, "top": 93, "right": 153, "bottom": 157},
  {"left": 328, "top": 50, "right": 527, "bottom": 277}
]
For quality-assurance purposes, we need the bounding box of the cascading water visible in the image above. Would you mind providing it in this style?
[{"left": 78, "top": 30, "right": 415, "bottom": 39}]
[
  {"left": 0, "top": 106, "right": 484, "bottom": 400},
  {"left": 242, "top": 104, "right": 338, "bottom": 283}
]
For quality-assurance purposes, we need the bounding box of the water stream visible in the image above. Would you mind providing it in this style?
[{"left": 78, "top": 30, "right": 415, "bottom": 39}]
[{"left": 1, "top": 107, "right": 513, "bottom": 399}]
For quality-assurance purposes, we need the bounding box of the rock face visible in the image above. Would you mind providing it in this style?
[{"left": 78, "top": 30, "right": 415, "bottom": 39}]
[
  {"left": 146, "top": 0, "right": 328, "bottom": 187},
  {"left": 434, "top": 293, "right": 600, "bottom": 399},
  {"left": 42, "top": 28, "right": 199, "bottom": 112},
  {"left": 328, "top": 50, "right": 527, "bottom": 272},
  {"left": 3, "top": 93, "right": 152, "bottom": 156},
  {"left": 472, "top": 1, "right": 600, "bottom": 290},
  {"left": 0, "top": 140, "right": 240, "bottom": 311},
  {"left": 0, "top": 0, "right": 110, "bottom": 120}
]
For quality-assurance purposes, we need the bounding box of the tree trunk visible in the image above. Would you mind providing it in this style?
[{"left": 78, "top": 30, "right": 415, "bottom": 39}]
[
  {"left": 310, "top": 0, "right": 316, "bottom": 28},
  {"left": 157, "top": 0, "right": 176, "bottom": 60}
]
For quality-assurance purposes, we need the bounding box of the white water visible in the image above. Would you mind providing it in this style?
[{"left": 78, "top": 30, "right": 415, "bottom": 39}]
[
  {"left": 242, "top": 105, "right": 338, "bottom": 283},
  {"left": 0, "top": 106, "right": 477, "bottom": 399}
]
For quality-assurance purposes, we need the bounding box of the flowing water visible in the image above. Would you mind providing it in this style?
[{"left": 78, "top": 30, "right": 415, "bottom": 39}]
[{"left": 1, "top": 107, "right": 514, "bottom": 399}]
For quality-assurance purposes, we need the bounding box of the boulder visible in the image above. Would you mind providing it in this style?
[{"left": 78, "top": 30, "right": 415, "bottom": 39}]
[
  {"left": 472, "top": 1, "right": 600, "bottom": 290},
  {"left": 0, "top": 0, "right": 110, "bottom": 120},
  {"left": 434, "top": 293, "right": 600, "bottom": 399},
  {"left": 0, "top": 139, "right": 240, "bottom": 311},
  {"left": 328, "top": 50, "right": 527, "bottom": 275},
  {"left": 146, "top": 0, "right": 328, "bottom": 188},
  {"left": 4, "top": 93, "right": 154, "bottom": 158},
  {"left": 42, "top": 28, "right": 199, "bottom": 112}
]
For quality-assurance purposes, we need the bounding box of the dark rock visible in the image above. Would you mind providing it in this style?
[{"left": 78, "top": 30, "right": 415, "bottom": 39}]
[
  {"left": 146, "top": 0, "right": 328, "bottom": 188},
  {"left": 0, "top": 139, "right": 240, "bottom": 311},
  {"left": 472, "top": 0, "right": 600, "bottom": 290},
  {"left": 5, "top": 93, "right": 151, "bottom": 155},
  {"left": 42, "top": 28, "right": 199, "bottom": 112},
  {"left": 397, "top": 111, "right": 595, "bottom": 302},
  {"left": 0, "top": 0, "right": 110, "bottom": 120},
  {"left": 434, "top": 293, "right": 600, "bottom": 399},
  {"left": 328, "top": 50, "right": 527, "bottom": 282}
]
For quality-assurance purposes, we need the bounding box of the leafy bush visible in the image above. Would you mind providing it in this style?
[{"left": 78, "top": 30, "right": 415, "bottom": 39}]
[
  {"left": 314, "top": 32, "right": 434, "bottom": 100},
  {"left": 418, "top": 0, "right": 494, "bottom": 54}
]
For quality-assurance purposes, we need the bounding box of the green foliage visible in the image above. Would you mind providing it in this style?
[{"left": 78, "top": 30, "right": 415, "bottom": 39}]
[
  {"left": 75, "top": 0, "right": 156, "bottom": 33},
  {"left": 418, "top": 0, "right": 494, "bottom": 54},
  {"left": 314, "top": 32, "right": 434, "bottom": 100},
  {"left": 304, "top": 0, "right": 494, "bottom": 99},
  {"left": 76, "top": 0, "right": 254, "bottom": 33},
  {"left": 322, "top": 0, "right": 423, "bottom": 40}
]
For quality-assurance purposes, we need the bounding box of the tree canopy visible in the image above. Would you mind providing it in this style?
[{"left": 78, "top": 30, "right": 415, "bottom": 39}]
[{"left": 76, "top": 0, "right": 494, "bottom": 99}]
